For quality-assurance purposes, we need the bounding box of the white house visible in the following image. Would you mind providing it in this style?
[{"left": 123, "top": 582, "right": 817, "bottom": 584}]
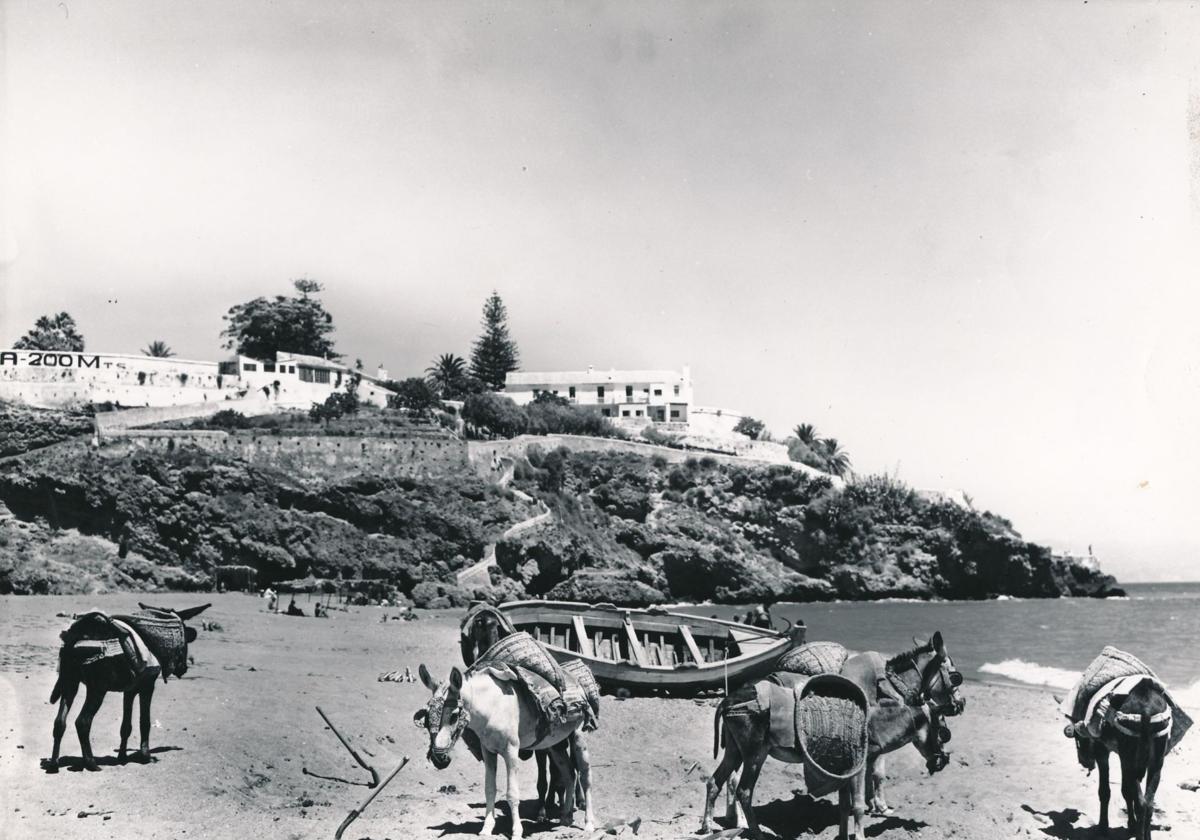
[{"left": 505, "top": 365, "right": 693, "bottom": 423}]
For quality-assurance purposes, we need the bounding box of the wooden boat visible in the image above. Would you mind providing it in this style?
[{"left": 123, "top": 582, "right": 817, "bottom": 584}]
[{"left": 495, "top": 600, "right": 806, "bottom": 694}]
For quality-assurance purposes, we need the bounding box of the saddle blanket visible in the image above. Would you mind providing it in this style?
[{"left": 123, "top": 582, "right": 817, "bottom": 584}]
[
  {"left": 1071, "top": 675, "right": 1192, "bottom": 755},
  {"left": 61, "top": 613, "right": 160, "bottom": 674}
]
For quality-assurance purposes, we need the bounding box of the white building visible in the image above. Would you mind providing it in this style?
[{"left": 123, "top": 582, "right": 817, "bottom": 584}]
[
  {"left": 0, "top": 347, "right": 393, "bottom": 410},
  {"left": 505, "top": 365, "right": 693, "bottom": 423}
]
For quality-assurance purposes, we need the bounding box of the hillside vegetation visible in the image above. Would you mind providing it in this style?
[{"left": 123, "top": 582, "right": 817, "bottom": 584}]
[{"left": 0, "top": 406, "right": 1120, "bottom": 602}]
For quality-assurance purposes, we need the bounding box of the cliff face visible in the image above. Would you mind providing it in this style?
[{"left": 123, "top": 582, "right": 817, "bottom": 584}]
[
  {"left": 0, "top": 440, "right": 534, "bottom": 598},
  {"left": 0, "top": 414, "right": 1121, "bottom": 603},
  {"left": 493, "top": 447, "right": 1123, "bottom": 605}
]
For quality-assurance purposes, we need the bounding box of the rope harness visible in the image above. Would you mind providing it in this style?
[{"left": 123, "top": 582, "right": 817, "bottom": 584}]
[
  {"left": 424, "top": 683, "right": 472, "bottom": 766},
  {"left": 1111, "top": 708, "right": 1173, "bottom": 741}
]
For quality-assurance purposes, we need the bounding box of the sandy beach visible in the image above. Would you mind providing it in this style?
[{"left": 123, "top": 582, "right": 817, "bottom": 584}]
[{"left": 1, "top": 593, "right": 1196, "bottom": 840}]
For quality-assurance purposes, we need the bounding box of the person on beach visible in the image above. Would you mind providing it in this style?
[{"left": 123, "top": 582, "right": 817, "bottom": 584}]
[{"left": 286, "top": 597, "right": 305, "bottom": 617}]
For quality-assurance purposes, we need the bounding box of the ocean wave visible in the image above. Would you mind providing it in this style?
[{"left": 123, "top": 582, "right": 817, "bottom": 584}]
[{"left": 978, "top": 659, "right": 1079, "bottom": 689}]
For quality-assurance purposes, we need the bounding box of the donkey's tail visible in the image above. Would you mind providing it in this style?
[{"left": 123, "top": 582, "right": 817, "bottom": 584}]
[
  {"left": 49, "top": 646, "right": 70, "bottom": 704},
  {"left": 713, "top": 697, "right": 728, "bottom": 759}
]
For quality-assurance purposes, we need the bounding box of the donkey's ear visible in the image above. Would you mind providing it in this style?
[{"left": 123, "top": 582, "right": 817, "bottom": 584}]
[
  {"left": 418, "top": 664, "right": 437, "bottom": 692},
  {"left": 449, "top": 667, "right": 464, "bottom": 691},
  {"left": 185, "top": 626, "right": 198, "bottom": 643},
  {"left": 931, "top": 631, "right": 945, "bottom": 656},
  {"left": 912, "top": 635, "right": 927, "bottom": 648},
  {"left": 413, "top": 709, "right": 428, "bottom": 728},
  {"left": 176, "top": 604, "right": 212, "bottom": 621},
  {"left": 139, "top": 602, "right": 162, "bottom": 612}
]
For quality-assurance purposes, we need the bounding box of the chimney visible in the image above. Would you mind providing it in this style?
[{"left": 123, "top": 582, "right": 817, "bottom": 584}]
[
  {"left": 587, "top": 365, "right": 594, "bottom": 373},
  {"left": 376, "top": 365, "right": 388, "bottom": 380}
]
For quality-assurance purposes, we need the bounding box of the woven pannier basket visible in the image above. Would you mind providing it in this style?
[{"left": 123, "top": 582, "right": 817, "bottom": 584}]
[
  {"left": 561, "top": 658, "right": 601, "bottom": 726},
  {"left": 777, "top": 641, "right": 850, "bottom": 677},
  {"left": 476, "top": 631, "right": 562, "bottom": 686},
  {"left": 1071, "top": 646, "right": 1154, "bottom": 722},
  {"left": 796, "top": 674, "right": 869, "bottom": 797},
  {"left": 118, "top": 611, "right": 188, "bottom": 678}
]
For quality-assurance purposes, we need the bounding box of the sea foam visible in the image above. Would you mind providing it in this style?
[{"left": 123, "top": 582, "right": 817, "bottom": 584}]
[{"left": 978, "top": 659, "right": 1079, "bottom": 690}]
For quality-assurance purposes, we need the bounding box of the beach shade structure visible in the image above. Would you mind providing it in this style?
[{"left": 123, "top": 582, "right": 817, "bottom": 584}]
[{"left": 276, "top": 576, "right": 338, "bottom": 594}]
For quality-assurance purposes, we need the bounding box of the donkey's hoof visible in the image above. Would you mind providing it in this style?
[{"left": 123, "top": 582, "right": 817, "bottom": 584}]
[
  {"left": 133, "top": 751, "right": 151, "bottom": 764},
  {"left": 83, "top": 761, "right": 101, "bottom": 772},
  {"left": 41, "top": 759, "right": 59, "bottom": 774}
]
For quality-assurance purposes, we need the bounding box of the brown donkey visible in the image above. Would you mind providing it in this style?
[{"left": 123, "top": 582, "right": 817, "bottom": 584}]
[
  {"left": 1075, "top": 680, "right": 1174, "bottom": 840},
  {"left": 44, "top": 603, "right": 210, "bottom": 772},
  {"left": 701, "top": 678, "right": 952, "bottom": 840}
]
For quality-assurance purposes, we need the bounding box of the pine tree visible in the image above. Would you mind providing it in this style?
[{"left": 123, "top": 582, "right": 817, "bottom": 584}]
[{"left": 469, "top": 292, "right": 520, "bottom": 390}]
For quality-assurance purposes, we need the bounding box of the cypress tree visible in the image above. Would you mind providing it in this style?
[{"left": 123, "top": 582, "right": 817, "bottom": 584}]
[{"left": 470, "top": 292, "right": 520, "bottom": 390}]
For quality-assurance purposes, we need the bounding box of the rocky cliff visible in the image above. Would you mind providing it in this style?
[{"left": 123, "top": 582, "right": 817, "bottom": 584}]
[{"left": 0, "top": 407, "right": 1121, "bottom": 603}]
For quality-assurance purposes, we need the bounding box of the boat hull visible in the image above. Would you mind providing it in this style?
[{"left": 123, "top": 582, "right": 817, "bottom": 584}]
[{"left": 496, "top": 600, "right": 802, "bottom": 693}]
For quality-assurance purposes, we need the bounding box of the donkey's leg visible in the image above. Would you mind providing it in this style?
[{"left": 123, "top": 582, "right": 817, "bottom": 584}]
[
  {"left": 1095, "top": 745, "right": 1111, "bottom": 831},
  {"left": 734, "top": 743, "right": 768, "bottom": 840},
  {"left": 867, "top": 754, "right": 892, "bottom": 815},
  {"left": 547, "top": 742, "right": 575, "bottom": 826},
  {"left": 850, "top": 769, "right": 867, "bottom": 840},
  {"left": 48, "top": 679, "right": 79, "bottom": 772},
  {"left": 570, "top": 730, "right": 595, "bottom": 833},
  {"left": 1118, "top": 743, "right": 1144, "bottom": 832},
  {"left": 75, "top": 683, "right": 107, "bottom": 771},
  {"left": 481, "top": 749, "right": 498, "bottom": 836},
  {"left": 838, "top": 786, "right": 851, "bottom": 840},
  {"left": 135, "top": 678, "right": 156, "bottom": 762},
  {"left": 118, "top": 689, "right": 135, "bottom": 762},
  {"left": 1140, "top": 738, "right": 1165, "bottom": 840},
  {"left": 701, "top": 732, "right": 741, "bottom": 833},
  {"left": 501, "top": 745, "right": 523, "bottom": 840},
  {"left": 534, "top": 750, "right": 549, "bottom": 822}
]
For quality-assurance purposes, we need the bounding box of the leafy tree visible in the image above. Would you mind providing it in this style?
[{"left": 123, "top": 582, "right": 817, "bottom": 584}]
[
  {"left": 143, "top": 340, "right": 175, "bottom": 357},
  {"left": 389, "top": 377, "right": 440, "bottom": 416},
  {"left": 309, "top": 371, "right": 361, "bottom": 422},
  {"left": 461, "top": 392, "right": 528, "bottom": 438},
  {"left": 793, "top": 423, "right": 818, "bottom": 445},
  {"left": 532, "top": 390, "right": 570, "bottom": 406},
  {"left": 733, "top": 415, "right": 766, "bottom": 440},
  {"left": 222, "top": 279, "right": 338, "bottom": 361},
  {"left": 425, "top": 353, "right": 468, "bottom": 398},
  {"left": 13, "top": 312, "right": 85, "bottom": 351},
  {"left": 469, "top": 292, "right": 520, "bottom": 390}
]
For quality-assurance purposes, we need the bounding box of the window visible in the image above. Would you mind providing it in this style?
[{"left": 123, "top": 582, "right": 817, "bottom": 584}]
[
  {"left": 622, "top": 410, "right": 630, "bottom": 416},
  {"left": 671, "top": 410, "right": 680, "bottom": 418},
  {"left": 602, "top": 408, "right": 611, "bottom": 417},
  {"left": 243, "top": 363, "right": 258, "bottom": 372},
  {"left": 654, "top": 389, "right": 662, "bottom": 396},
  {"left": 597, "top": 386, "right": 605, "bottom": 399},
  {"left": 219, "top": 361, "right": 238, "bottom": 376},
  {"left": 299, "top": 366, "right": 331, "bottom": 384},
  {"left": 625, "top": 385, "right": 633, "bottom": 398},
  {"left": 673, "top": 385, "right": 680, "bottom": 396},
  {"left": 264, "top": 362, "right": 276, "bottom": 373},
  {"left": 569, "top": 386, "right": 576, "bottom": 398},
  {"left": 635, "top": 410, "right": 643, "bottom": 417}
]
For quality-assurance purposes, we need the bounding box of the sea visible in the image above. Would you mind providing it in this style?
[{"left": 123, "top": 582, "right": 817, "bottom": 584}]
[{"left": 679, "top": 582, "right": 1200, "bottom": 710}]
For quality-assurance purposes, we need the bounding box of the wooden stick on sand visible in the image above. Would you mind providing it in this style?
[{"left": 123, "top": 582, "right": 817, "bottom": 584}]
[
  {"left": 334, "top": 756, "right": 410, "bottom": 840},
  {"left": 316, "top": 705, "right": 382, "bottom": 788}
]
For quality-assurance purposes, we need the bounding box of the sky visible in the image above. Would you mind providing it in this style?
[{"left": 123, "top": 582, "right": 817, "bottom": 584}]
[{"left": 3, "top": 1, "right": 1199, "bottom": 582}]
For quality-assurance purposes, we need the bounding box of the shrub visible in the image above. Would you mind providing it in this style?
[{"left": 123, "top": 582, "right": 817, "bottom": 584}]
[
  {"left": 207, "top": 409, "right": 252, "bottom": 429},
  {"left": 388, "top": 377, "right": 440, "bottom": 416},
  {"left": 462, "top": 392, "right": 528, "bottom": 438},
  {"left": 734, "top": 415, "right": 767, "bottom": 440}
]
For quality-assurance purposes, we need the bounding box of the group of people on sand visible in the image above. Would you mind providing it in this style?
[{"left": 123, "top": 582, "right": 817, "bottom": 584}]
[{"left": 259, "top": 588, "right": 330, "bottom": 618}]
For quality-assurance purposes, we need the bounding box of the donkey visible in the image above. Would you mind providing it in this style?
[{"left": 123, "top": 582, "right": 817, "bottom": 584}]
[
  {"left": 1075, "top": 680, "right": 1174, "bottom": 840},
  {"left": 460, "top": 604, "right": 592, "bottom": 821},
  {"left": 701, "top": 678, "right": 953, "bottom": 840},
  {"left": 44, "top": 602, "right": 211, "bottom": 772},
  {"left": 795, "top": 632, "right": 964, "bottom": 815},
  {"left": 415, "top": 663, "right": 595, "bottom": 839}
]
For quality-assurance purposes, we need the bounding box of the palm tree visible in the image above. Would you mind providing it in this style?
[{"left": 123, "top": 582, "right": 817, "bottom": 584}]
[
  {"left": 793, "top": 423, "right": 818, "bottom": 445},
  {"left": 821, "top": 437, "right": 852, "bottom": 478},
  {"left": 425, "top": 353, "right": 467, "bottom": 398},
  {"left": 143, "top": 340, "right": 175, "bottom": 358}
]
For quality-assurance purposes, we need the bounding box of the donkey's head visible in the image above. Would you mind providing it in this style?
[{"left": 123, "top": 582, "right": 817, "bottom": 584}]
[
  {"left": 414, "top": 664, "right": 471, "bottom": 770},
  {"left": 902, "top": 631, "right": 965, "bottom": 716},
  {"left": 916, "top": 706, "right": 953, "bottom": 775}
]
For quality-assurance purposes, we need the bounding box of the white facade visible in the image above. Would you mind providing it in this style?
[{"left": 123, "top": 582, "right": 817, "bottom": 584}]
[
  {"left": 505, "top": 365, "right": 692, "bottom": 423},
  {"left": 0, "top": 348, "right": 393, "bottom": 410}
]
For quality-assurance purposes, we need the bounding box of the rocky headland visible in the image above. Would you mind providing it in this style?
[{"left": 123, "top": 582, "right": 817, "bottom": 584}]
[{"left": 0, "top": 405, "right": 1122, "bottom": 604}]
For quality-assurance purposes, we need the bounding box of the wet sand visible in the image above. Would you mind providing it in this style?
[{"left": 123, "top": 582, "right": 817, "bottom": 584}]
[{"left": 1, "top": 593, "right": 1196, "bottom": 839}]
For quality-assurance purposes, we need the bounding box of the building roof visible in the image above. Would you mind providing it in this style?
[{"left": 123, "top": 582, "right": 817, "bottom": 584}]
[{"left": 507, "top": 368, "right": 688, "bottom": 387}]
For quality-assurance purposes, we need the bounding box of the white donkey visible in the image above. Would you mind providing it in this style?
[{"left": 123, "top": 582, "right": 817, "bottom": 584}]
[{"left": 414, "top": 663, "right": 595, "bottom": 839}]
